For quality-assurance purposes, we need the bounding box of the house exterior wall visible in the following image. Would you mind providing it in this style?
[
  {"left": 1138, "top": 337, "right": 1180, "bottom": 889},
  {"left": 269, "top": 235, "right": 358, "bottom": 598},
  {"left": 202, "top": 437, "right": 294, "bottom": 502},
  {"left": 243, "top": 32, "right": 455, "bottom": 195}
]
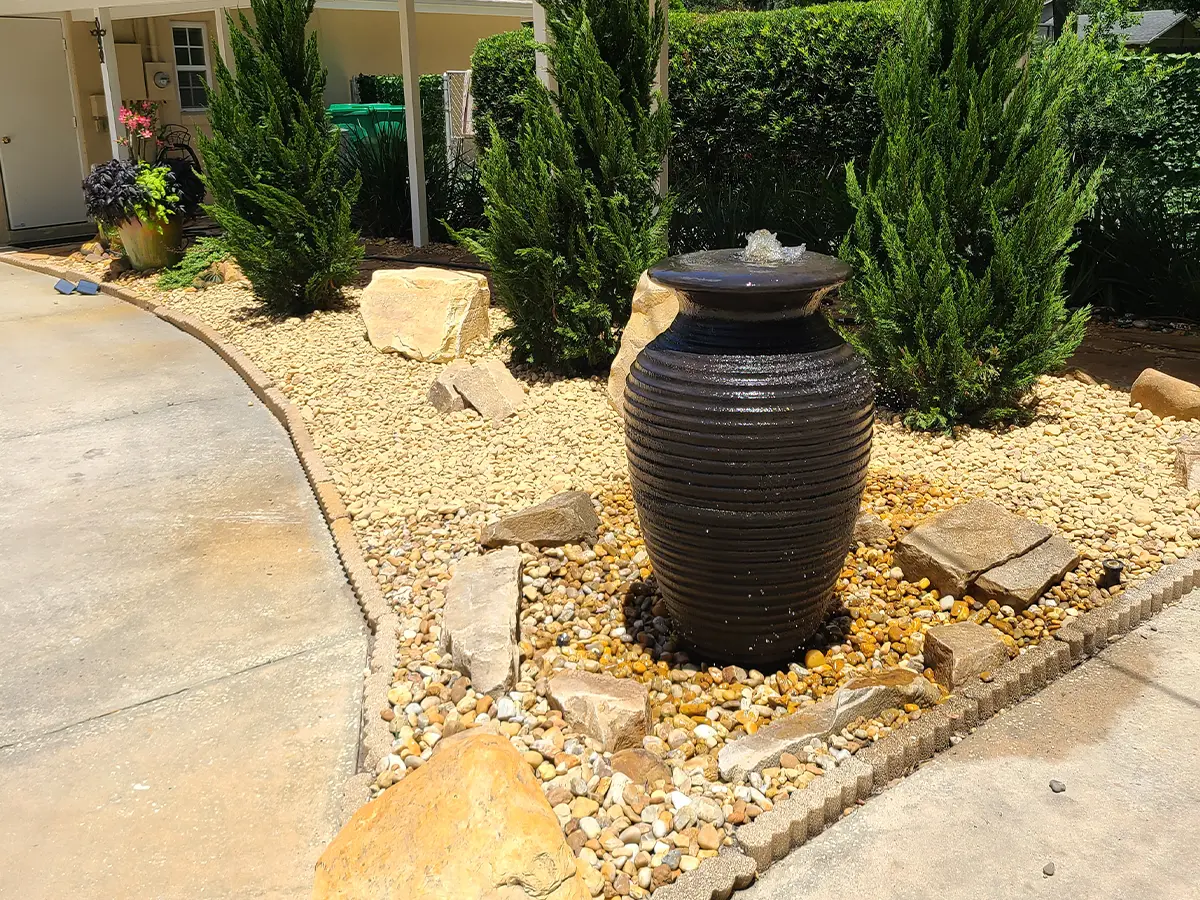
[
  {"left": 3, "top": 5, "right": 521, "bottom": 245},
  {"left": 1151, "top": 20, "right": 1200, "bottom": 51},
  {"left": 313, "top": 10, "right": 525, "bottom": 103}
]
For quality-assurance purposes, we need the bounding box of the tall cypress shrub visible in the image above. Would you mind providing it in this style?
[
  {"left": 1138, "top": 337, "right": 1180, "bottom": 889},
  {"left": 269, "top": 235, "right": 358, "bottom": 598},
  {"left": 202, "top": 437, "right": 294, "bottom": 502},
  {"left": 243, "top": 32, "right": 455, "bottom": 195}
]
[
  {"left": 456, "top": 0, "right": 670, "bottom": 373},
  {"left": 842, "top": 0, "right": 1100, "bottom": 429},
  {"left": 200, "top": 0, "right": 361, "bottom": 314}
]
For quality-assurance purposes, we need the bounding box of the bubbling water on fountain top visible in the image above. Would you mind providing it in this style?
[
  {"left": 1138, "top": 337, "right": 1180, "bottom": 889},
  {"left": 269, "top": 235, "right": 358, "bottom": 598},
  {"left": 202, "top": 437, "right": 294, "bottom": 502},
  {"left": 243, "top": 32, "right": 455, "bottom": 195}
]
[{"left": 738, "top": 229, "right": 807, "bottom": 266}]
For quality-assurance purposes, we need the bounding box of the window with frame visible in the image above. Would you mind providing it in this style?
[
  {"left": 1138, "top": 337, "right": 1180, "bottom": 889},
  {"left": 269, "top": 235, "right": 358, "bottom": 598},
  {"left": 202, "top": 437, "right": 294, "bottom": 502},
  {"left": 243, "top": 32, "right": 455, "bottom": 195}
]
[{"left": 172, "top": 23, "right": 210, "bottom": 112}]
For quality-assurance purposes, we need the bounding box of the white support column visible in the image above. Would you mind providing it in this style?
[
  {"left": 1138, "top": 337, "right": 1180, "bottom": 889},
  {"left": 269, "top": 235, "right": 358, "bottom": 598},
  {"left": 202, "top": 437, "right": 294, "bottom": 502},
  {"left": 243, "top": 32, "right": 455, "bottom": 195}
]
[
  {"left": 532, "top": 2, "right": 555, "bottom": 92},
  {"left": 654, "top": 0, "right": 668, "bottom": 196},
  {"left": 94, "top": 7, "right": 125, "bottom": 160},
  {"left": 212, "top": 6, "right": 234, "bottom": 74},
  {"left": 397, "top": 0, "right": 428, "bottom": 247}
]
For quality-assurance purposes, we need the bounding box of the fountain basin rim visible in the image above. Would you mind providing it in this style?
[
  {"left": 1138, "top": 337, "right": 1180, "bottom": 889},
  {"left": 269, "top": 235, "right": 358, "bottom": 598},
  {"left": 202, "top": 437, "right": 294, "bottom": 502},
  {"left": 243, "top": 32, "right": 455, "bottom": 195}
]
[{"left": 649, "top": 248, "right": 851, "bottom": 295}]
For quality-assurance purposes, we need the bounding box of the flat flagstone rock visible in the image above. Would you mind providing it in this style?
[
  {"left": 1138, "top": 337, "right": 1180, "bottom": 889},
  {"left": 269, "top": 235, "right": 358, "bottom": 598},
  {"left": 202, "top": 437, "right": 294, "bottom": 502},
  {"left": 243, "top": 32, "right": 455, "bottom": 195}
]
[
  {"left": 717, "top": 669, "right": 940, "bottom": 782},
  {"left": 547, "top": 670, "right": 650, "bottom": 752},
  {"left": 359, "top": 267, "right": 490, "bottom": 362},
  {"left": 440, "top": 547, "right": 521, "bottom": 697},
  {"left": 426, "top": 359, "right": 472, "bottom": 414},
  {"left": 973, "top": 534, "right": 1081, "bottom": 611},
  {"left": 1130, "top": 367, "right": 1200, "bottom": 420},
  {"left": 923, "top": 621, "right": 1010, "bottom": 689},
  {"left": 894, "top": 499, "right": 1052, "bottom": 596},
  {"left": 831, "top": 669, "right": 941, "bottom": 728},
  {"left": 607, "top": 272, "right": 681, "bottom": 418},
  {"left": 1174, "top": 436, "right": 1200, "bottom": 490},
  {"left": 611, "top": 747, "right": 672, "bottom": 790},
  {"left": 853, "top": 511, "right": 892, "bottom": 547},
  {"left": 313, "top": 732, "right": 587, "bottom": 900},
  {"left": 481, "top": 490, "right": 600, "bottom": 548},
  {"left": 454, "top": 358, "right": 526, "bottom": 423},
  {"left": 717, "top": 702, "right": 836, "bottom": 783}
]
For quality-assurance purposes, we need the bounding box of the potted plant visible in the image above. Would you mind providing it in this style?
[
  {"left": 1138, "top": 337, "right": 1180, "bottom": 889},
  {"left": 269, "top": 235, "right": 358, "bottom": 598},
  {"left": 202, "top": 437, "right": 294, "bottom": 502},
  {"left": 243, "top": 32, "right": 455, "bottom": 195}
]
[{"left": 80, "top": 102, "right": 203, "bottom": 271}]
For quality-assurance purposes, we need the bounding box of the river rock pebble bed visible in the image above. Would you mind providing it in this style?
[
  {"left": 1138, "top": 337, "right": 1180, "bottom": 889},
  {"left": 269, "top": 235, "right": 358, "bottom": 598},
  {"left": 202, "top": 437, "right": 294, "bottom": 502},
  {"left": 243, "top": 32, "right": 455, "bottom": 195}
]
[{"left": 24, "top": 259, "right": 1200, "bottom": 896}]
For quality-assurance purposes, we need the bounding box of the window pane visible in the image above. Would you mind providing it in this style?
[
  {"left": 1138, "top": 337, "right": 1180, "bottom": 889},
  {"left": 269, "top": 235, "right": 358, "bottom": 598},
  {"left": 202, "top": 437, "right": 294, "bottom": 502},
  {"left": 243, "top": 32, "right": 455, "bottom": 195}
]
[
  {"left": 190, "top": 46, "right": 205, "bottom": 66},
  {"left": 172, "top": 27, "right": 187, "bottom": 45},
  {"left": 188, "top": 27, "right": 203, "bottom": 46},
  {"left": 175, "top": 47, "right": 189, "bottom": 65}
]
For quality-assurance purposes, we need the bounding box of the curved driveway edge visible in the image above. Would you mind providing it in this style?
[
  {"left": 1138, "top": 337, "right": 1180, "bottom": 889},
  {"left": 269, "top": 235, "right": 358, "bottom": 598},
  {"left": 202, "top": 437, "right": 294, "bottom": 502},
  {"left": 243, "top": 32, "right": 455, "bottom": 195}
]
[{"left": 0, "top": 261, "right": 372, "bottom": 898}]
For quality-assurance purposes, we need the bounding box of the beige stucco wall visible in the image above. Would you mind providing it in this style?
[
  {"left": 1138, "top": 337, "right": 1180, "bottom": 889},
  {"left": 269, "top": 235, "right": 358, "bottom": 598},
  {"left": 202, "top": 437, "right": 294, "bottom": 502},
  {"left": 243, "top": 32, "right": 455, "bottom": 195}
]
[
  {"left": 68, "top": 7, "right": 523, "bottom": 170},
  {"left": 313, "top": 10, "right": 525, "bottom": 103}
]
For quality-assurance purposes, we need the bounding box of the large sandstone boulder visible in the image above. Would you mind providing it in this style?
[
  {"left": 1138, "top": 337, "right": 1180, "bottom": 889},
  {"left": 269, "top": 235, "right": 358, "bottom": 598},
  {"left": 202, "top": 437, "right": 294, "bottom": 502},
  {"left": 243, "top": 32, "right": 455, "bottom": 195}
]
[
  {"left": 894, "top": 499, "right": 1051, "bottom": 597},
  {"left": 972, "top": 534, "right": 1080, "bottom": 611},
  {"left": 923, "top": 622, "right": 1010, "bottom": 689},
  {"left": 313, "top": 732, "right": 587, "bottom": 900},
  {"left": 440, "top": 548, "right": 521, "bottom": 697},
  {"left": 455, "top": 359, "right": 526, "bottom": 423},
  {"left": 360, "top": 267, "right": 490, "bottom": 362},
  {"left": 1131, "top": 368, "right": 1200, "bottom": 420},
  {"left": 606, "top": 272, "right": 681, "bottom": 418},
  {"left": 482, "top": 491, "right": 600, "bottom": 548},
  {"left": 547, "top": 670, "right": 650, "bottom": 752}
]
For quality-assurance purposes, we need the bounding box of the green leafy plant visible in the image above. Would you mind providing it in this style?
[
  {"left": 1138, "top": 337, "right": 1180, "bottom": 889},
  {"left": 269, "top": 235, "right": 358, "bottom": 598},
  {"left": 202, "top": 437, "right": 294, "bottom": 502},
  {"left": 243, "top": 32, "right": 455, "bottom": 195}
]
[
  {"left": 199, "top": 0, "right": 362, "bottom": 315},
  {"left": 841, "top": 0, "right": 1100, "bottom": 430},
  {"left": 457, "top": 0, "right": 670, "bottom": 372},
  {"left": 157, "top": 237, "right": 230, "bottom": 290}
]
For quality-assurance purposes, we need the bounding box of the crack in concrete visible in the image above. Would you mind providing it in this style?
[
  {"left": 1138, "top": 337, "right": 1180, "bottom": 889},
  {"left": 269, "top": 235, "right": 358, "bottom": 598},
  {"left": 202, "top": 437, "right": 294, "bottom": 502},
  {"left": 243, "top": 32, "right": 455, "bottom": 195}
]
[{"left": 0, "top": 636, "right": 361, "bottom": 752}]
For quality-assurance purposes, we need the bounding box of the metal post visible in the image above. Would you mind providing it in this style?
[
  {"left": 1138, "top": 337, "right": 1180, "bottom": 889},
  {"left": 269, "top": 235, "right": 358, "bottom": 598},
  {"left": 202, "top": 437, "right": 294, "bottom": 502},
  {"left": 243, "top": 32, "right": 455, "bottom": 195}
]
[
  {"left": 212, "top": 6, "right": 235, "bottom": 74},
  {"left": 397, "top": 0, "right": 428, "bottom": 247},
  {"left": 94, "top": 7, "right": 125, "bottom": 160},
  {"left": 532, "top": 3, "right": 555, "bottom": 92},
  {"left": 654, "top": 0, "right": 668, "bottom": 195}
]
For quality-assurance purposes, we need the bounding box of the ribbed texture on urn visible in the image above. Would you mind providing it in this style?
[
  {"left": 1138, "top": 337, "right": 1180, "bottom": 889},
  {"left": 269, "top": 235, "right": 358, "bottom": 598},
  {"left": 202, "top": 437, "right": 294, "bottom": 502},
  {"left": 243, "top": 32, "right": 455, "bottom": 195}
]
[{"left": 624, "top": 310, "right": 874, "bottom": 666}]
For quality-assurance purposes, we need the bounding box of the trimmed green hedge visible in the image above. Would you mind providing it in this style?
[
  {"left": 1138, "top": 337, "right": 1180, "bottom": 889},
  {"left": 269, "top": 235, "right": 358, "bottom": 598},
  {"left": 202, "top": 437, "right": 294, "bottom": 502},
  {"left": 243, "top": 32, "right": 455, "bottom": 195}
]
[
  {"left": 469, "top": 27, "right": 539, "bottom": 151},
  {"left": 470, "top": 2, "right": 898, "bottom": 250}
]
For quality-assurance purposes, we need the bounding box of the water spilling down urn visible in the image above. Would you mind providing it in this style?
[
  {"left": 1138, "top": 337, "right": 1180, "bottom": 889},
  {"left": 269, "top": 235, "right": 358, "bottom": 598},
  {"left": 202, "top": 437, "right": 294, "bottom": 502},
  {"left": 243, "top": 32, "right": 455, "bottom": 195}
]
[{"left": 623, "top": 231, "right": 875, "bottom": 666}]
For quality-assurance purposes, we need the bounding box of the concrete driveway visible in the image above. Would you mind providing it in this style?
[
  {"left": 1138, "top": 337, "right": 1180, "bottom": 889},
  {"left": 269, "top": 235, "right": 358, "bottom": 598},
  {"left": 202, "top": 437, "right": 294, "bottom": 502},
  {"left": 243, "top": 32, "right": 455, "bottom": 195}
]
[
  {"left": 742, "top": 594, "right": 1200, "bottom": 900},
  {"left": 0, "top": 262, "right": 367, "bottom": 899}
]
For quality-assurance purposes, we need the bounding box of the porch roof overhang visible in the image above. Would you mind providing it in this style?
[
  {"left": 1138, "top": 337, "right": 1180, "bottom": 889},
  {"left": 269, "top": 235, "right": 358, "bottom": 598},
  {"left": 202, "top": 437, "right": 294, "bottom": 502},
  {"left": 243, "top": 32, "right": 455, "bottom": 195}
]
[{"left": 0, "top": 0, "right": 532, "bottom": 19}]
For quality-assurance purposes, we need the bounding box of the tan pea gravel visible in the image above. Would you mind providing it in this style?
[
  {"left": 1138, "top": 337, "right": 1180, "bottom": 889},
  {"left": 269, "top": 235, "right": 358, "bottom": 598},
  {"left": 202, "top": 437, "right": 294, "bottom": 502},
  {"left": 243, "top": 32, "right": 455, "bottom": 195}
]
[{"left": 28, "top": 257, "right": 1200, "bottom": 897}]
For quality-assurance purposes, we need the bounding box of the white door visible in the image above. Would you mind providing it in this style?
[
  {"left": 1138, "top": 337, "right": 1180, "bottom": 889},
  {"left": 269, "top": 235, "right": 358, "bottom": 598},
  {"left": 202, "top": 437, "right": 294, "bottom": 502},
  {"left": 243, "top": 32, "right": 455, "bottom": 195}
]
[{"left": 0, "top": 17, "right": 88, "bottom": 230}]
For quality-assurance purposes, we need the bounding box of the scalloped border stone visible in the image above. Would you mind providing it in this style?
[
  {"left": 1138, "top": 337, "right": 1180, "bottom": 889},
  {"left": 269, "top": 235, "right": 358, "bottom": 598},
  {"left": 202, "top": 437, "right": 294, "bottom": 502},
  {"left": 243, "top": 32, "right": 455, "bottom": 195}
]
[
  {"left": 0, "top": 253, "right": 390, "bottom": 820},
  {"left": 720, "top": 552, "right": 1200, "bottom": 896}
]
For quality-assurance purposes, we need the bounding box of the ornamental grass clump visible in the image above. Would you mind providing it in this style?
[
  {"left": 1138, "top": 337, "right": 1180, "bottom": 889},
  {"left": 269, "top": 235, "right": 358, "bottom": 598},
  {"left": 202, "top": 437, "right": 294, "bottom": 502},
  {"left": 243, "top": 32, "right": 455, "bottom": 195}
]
[
  {"left": 456, "top": 0, "right": 671, "bottom": 373},
  {"left": 199, "top": 0, "right": 361, "bottom": 315},
  {"left": 841, "top": 0, "right": 1100, "bottom": 430}
]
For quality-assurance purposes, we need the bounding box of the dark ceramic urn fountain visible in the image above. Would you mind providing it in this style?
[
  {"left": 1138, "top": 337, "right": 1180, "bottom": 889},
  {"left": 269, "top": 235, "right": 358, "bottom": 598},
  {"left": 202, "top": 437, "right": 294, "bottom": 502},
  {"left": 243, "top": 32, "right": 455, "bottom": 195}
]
[{"left": 623, "top": 233, "right": 874, "bottom": 667}]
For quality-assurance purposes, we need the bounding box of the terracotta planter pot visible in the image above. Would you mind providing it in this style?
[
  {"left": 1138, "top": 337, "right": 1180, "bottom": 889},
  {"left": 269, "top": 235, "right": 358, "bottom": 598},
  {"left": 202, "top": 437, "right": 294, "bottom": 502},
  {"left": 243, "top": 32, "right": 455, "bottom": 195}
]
[
  {"left": 117, "top": 216, "right": 183, "bottom": 271},
  {"left": 623, "top": 249, "right": 874, "bottom": 666}
]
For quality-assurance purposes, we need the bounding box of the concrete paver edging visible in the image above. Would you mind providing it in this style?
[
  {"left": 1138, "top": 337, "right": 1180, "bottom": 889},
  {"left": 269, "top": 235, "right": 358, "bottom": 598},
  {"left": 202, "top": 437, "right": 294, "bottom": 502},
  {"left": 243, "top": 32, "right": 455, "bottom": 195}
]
[
  {"left": 7, "top": 253, "right": 1197, "bottom": 899},
  {"left": 654, "top": 552, "right": 1200, "bottom": 900},
  {"left": 0, "top": 253, "right": 391, "bottom": 820}
]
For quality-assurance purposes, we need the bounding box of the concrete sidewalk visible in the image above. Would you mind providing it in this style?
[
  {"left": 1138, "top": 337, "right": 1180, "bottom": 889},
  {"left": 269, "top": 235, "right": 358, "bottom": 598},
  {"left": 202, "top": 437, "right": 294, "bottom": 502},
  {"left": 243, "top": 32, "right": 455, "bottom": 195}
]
[
  {"left": 0, "top": 262, "right": 367, "bottom": 899},
  {"left": 743, "top": 593, "right": 1200, "bottom": 900}
]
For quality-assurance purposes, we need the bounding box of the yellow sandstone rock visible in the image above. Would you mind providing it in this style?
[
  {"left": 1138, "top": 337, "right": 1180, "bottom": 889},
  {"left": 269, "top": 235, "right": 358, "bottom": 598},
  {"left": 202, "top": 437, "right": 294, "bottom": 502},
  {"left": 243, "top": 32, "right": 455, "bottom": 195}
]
[{"left": 312, "top": 733, "right": 587, "bottom": 900}]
